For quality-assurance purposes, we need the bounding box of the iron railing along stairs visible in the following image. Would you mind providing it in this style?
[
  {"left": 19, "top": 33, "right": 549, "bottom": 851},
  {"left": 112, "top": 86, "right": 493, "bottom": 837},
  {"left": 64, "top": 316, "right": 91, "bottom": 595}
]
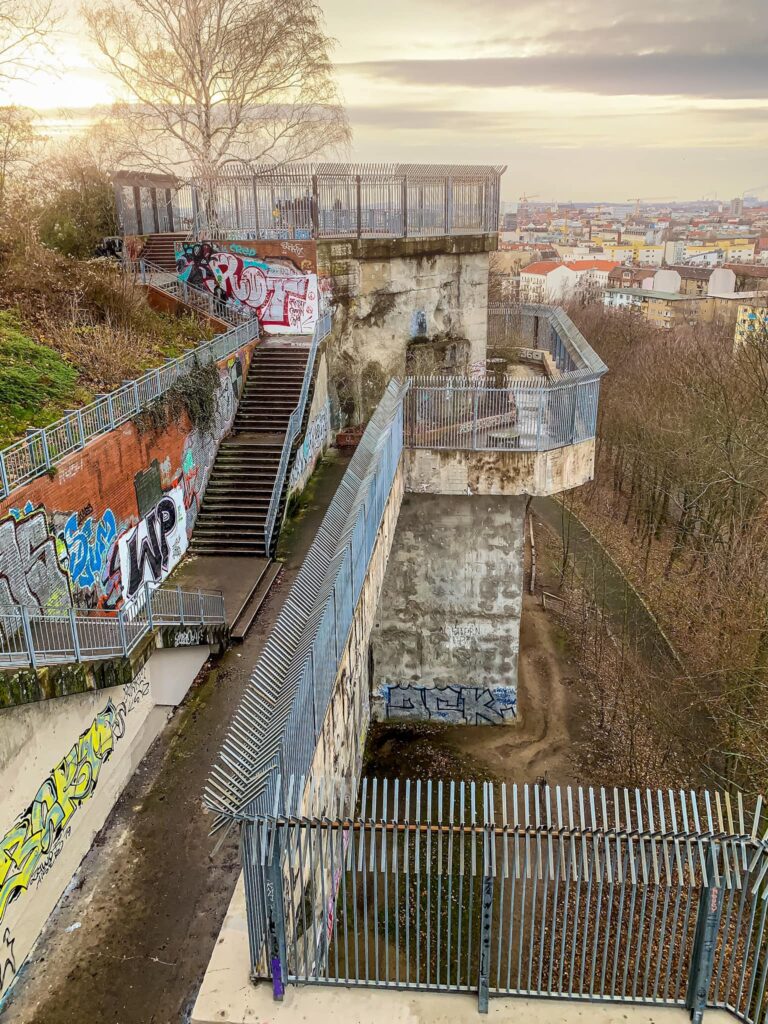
[{"left": 132, "top": 257, "right": 257, "bottom": 328}]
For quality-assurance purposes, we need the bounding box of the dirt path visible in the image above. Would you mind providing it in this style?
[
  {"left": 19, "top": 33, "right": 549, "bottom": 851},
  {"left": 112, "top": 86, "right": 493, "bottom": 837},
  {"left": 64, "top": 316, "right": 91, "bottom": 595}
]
[
  {"left": 2, "top": 454, "right": 350, "bottom": 1024},
  {"left": 365, "top": 587, "right": 586, "bottom": 790}
]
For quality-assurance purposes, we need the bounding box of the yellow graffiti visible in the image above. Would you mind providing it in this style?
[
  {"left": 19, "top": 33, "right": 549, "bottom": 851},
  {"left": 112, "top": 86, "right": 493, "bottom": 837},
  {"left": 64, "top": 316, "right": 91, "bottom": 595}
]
[{"left": 0, "top": 702, "right": 117, "bottom": 924}]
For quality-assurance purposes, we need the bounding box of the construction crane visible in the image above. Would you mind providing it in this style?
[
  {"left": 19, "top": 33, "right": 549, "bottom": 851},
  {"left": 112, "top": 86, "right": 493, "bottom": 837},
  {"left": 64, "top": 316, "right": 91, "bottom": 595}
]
[
  {"left": 627, "top": 196, "right": 675, "bottom": 216},
  {"left": 519, "top": 193, "right": 540, "bottom": 204}
]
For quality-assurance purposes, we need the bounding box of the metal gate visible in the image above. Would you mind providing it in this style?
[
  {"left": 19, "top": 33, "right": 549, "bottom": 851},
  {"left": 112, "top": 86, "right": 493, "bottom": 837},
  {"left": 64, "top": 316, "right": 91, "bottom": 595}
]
[{"left": 246, "top": 777, "right": 768, "bottom": 1022}]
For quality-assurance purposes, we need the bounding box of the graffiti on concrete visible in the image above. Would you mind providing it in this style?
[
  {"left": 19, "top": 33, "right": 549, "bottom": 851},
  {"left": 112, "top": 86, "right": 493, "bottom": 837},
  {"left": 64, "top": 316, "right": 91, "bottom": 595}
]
[
  {"left": 0, "top": 671, "right": 148, "bottom": 994},
  {"left": 176, "top": 241, "right": 318, "bottom": 333},
  {"left": 0, "top": 504, "right": 71, "bottom": 612},
  {"left": 380, "top": 683, "right": 517, "bottom": 724},
  {"left": 118, "top": 485, "right": 187, "bottom": 601},
  {"left": 0, "top": 928, "right": 15, "bottom": 994},
  {"left": 173, "top": 627, "right": 203, "bottom": 647},
  {"left": 60, "top": 509, "right": 117, "bottom": 593},
  {"left": 289, "top": 400, "right": 330, "bottom": 492},
  {"left": 0, "top": 701, "right": 116, "bottom": 928}
]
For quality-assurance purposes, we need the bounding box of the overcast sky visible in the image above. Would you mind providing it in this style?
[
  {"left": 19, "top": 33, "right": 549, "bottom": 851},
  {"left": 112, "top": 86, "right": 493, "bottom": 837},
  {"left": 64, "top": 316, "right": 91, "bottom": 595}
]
[{"left": 6, "top": 0, "right": 768, "bottom": 202}]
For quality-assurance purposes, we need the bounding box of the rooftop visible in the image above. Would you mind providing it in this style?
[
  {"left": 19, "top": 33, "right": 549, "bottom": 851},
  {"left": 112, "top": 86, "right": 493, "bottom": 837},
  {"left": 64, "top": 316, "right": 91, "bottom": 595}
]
[{"left": 607, "top": 287, "right": 707, "bottom": 301}]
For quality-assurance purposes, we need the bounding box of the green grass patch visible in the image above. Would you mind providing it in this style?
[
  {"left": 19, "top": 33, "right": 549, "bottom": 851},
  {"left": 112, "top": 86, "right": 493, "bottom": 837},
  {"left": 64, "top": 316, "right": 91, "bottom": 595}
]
[{"left": 0, "top": 312, "right": 88, "bottom": 447}]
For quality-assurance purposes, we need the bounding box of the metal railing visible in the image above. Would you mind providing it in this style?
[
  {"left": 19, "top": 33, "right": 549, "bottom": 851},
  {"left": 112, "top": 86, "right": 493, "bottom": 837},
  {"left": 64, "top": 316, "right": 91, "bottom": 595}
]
[
  {"left": 0, "top": 316, "right": 260, "bottom": 501},
  {"left": 404, "top": 374, "right": 601, "bottom": 452},
  {"left": 405, "top": 305, "right": 607, "bottom": 453},
  {"left": 263, "top": 311, "right": 332, "bottom": 556},
  {"left": 206, "top": 379, "right": 405, "bottom": 832},
  {"left": 0, "top": 583, "right": 226, "bottom": 669},
  {"left": 114, "top": 163, "right": 505, "bottom": 240},
  {"left": 245, "top": 776, "right": 768, "bottom": 1023},
  {"left": 131, "top": 258, "right": 256, "bottom": 328}
]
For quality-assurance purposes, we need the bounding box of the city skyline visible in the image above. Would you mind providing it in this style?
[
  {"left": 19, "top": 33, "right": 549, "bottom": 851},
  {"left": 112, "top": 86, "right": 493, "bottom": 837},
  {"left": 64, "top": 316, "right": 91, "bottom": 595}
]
[{"left": 3, "top": 0, "right": 767, "bottom": 201}]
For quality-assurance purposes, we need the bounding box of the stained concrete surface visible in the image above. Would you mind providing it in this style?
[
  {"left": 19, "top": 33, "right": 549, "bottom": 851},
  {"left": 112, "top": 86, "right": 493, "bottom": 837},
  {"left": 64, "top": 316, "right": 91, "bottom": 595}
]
[
  {"left": 371, "top": 493, "right": 525, "bottom": 727},
  {"left": 1, "top": 452, "right": 350, "bottom": 1024}
]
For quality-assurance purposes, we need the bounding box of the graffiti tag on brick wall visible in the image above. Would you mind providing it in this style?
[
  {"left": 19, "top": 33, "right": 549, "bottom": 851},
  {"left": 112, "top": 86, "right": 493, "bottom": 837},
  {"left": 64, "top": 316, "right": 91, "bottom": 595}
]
[
  {"left": 288, "top": 400, "right": 330, "bottom": 492},
  {"left": 0, "top": 504, "right": 71, "bottom": 612},
  {"left": 118, "top": 486, "right": 187, "bottom": 601},
  {"left": 176, "top": 241, "right": 318, "bottom": 334},
  {"left": 60, "top": 509, "right": 117, "bottom": 594},
  {"left": 379, "top": 683, "right": 517, "bottom": 724},
  {"left": 0, "top": 670, "right": 148, "bottom": 994}
]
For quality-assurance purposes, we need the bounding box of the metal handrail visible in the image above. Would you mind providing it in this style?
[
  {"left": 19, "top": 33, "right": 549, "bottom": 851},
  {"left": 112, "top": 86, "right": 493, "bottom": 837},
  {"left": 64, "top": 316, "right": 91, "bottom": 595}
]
[
  {"left": 488, "top": 303, "right": 608, "bottom": 378},
  {"left": 0, "top": 583, "right": 226, "bottom": 670},
  {"left": 133, "top": 257, "right": 256, "bottom": 327},
  {"left": 262, "top": 311, "right": 332, "bottom": 556},
  {"left": 0, "top": 315, "right": 260, "bottom": 501}
]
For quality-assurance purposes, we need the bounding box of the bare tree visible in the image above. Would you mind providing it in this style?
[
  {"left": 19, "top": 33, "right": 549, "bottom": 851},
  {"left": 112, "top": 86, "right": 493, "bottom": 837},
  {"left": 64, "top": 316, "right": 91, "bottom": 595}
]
[
  {"left": 84, "top": 0, "right": 350, "bottom": 176},
  {"left": 0, "top": 0, "right": 55, "bottom": 84},
  {"left": 0, "top": 105, "right": 36, "bottom": 206}
]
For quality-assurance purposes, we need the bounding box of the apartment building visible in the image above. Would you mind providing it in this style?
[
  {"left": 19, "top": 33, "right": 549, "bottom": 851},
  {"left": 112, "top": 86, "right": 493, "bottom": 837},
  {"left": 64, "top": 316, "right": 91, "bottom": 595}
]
[
  {"left": 604, "top": 287, "right": 714, "bottom": 328},
  {"left": 734, "top": 302, "right": 768, "bottom": 345},
  {"left": 519, "top": 259, "right": 619, "bottom": 303},
  {"left": 602, "top": 242, "right": 665, "bottom": 266}
]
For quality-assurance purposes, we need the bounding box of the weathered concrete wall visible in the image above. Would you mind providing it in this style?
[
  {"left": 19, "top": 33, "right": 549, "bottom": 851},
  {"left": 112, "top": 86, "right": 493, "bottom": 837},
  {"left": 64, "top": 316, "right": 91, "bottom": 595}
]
[
  {"left": 0, "top": 643, "right": 213, "bottom": 999},
  {"left": 405, "top": 439, "right": 596, "bottom": 497},
  {"left": 371, "top": 493, "right": 524, "bottom": 726},
  {"left": 318, "top": 236, "right": 494, "bottom": 426},
  {"left": 287, "top": 350, "right": 332, "bottom": 498},
  {"left": 304, "top": 458, "right": 404, "bottom": 791}
]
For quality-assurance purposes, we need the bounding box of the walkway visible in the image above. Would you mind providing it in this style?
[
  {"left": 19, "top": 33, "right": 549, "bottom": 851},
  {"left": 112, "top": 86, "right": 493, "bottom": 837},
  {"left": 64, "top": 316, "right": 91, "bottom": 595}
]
[{"left": 1, "top": 452, "right": 350, "bottom": 1024}]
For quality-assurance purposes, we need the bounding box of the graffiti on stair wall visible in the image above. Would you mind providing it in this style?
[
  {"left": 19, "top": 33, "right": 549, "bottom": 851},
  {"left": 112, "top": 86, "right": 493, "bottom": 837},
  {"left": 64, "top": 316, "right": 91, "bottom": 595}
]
[
  {"left": 175, "top": 239, "right": 318, "bottom": 334},
  {"left": 0, "top": 670, "right": 150, "bottom": 995},
  {"left": 378, "top": 682, "right": 517, "bottom": 724},
  {"left": 0, "top": 348, "right": 249, "bottom": 617},
  {"left": 288, "top": 399, "right": 331, "bottom": 495}
]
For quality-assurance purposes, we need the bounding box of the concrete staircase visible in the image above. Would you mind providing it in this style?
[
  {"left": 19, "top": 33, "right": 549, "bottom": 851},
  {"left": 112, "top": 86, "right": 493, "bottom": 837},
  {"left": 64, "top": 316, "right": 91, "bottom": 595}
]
[
  {"left": 190, "top": 345, "right": 311, "bottom": 559},
  {"left": 139, "top": 232, "right": 186, "bottom": 272}
]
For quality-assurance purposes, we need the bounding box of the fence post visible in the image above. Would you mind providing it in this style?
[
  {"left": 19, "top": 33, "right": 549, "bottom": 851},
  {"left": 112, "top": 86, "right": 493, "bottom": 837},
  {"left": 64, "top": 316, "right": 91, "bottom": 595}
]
[
  {"left": 145, "top": 582, "right": 154, "bottom": 630},
  {"left": 40, "top": 429, "right": 51, "bottom": 470},
  {"left": 76, "top": 408, "right": 86, "bottom": 448},
  {"left": 402, "top": 176, "right": 408, "bottom": 237},
  {"left": 355, "top": 174, "right": 362, "bottom": 238},
  {"left": 20, "top": 607, "right": 37, "bottom": 669},
  {"left": 263, "top": 825, "right": 288, "bottom": 1001},
  {"left": 311, "top": 174, "right": 319, "bottom": 237},
  {"left": 478, "top": 838, "right": 494, "bottom": 1013},
  {"left": 198, "top": 590, "right": 205, "bottom": 623},
  {"left": 0, "top": 451, "right": 8, "bottom": 498},
  {"left": 118, "top": 608, "right": 129, "bottom": 654},
  {"left": 686, "top": 855, "right": 725, "bottom": 1024},
  {"left": 536, "top": 389, "right": 544, "bottom": 450},
  {"left": 178, "top": 585, "right": 185, "bottom": 624},
  {"left": 69, "top": 608, "right": 81, "bottom": 662},
  {"left": 472, "top": 389, "right": 479, "bottom": 449}
]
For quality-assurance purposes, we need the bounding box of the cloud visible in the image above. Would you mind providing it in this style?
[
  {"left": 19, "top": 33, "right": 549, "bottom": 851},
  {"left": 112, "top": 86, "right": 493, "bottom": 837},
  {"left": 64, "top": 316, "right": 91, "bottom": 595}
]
[{"left": 340, "top": 52, "right": 768, "bottom": 99}]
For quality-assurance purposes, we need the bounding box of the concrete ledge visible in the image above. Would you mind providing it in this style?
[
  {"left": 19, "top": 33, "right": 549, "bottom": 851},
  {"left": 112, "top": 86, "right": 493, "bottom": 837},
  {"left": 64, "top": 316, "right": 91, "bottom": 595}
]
[{"left": 192, "top": 873, "right": 733, "bottom": 1024}]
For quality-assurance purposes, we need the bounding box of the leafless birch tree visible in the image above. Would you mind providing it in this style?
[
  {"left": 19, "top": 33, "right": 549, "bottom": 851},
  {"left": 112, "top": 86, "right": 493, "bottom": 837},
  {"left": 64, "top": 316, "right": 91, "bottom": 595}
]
[
  {"left": 0, "top": 0, "right": 55, "bottom": 85},
  {"left": 84, "top": 0, "right": 350, "bottom": 175}
]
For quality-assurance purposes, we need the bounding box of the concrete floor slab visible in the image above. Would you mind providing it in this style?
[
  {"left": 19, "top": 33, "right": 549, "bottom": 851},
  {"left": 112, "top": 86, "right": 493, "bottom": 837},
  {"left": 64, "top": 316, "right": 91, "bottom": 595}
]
[
  {"left": 193, "top": 872, "right": 734, "bottom": 1024},
  {"left": 172, "top": 554, "right": 270, "bottom": 624}
]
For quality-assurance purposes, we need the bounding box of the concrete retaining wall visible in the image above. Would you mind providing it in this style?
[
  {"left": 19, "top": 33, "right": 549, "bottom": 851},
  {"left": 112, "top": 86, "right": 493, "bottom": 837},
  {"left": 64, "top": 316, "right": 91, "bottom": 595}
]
[
  {"left": 404, "top": 440, "right": 596, "bottom": 497},
  {"left": 371, "top": 493, "right": 524, "bottom": 726},
  {"left": 0, "top": 642, "right": 213, "bottom": 999}
]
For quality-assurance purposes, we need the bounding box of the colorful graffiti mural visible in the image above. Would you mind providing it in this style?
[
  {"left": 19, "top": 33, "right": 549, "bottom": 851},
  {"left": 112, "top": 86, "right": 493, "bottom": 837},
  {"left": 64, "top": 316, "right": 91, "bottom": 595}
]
[
  {"left": 118, "top": 486, "right": 187, "bottom": 601},
  {"left": 288, "top": 400, "right": 330, "bottom": 492},
  {"left": 0, "top": 504, "right": 71, "bottom": 613},
  {"left": 379, "top": 683, "right": 517, "bottom": 724},
  {"left": 0, "top": 672, "right": 149, "bottom": 994},
  {"left": 0, "top": 350, "right": 248, "bottom": 616},
  {"left": 176, "top": 240, "right": 318, "bottom": 334}
]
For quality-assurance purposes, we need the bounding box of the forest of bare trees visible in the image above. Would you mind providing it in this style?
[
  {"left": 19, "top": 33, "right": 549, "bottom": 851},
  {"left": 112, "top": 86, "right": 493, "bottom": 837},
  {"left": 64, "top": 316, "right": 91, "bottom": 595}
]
[{"left": 565, "top": 304, "right": 768, "bottom": 795}]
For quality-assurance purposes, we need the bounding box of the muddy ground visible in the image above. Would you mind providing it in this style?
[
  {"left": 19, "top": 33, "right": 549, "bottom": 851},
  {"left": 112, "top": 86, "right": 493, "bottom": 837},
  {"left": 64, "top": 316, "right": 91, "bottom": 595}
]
[{"left": 2, "top": 454, "right": 351, "bottom": 1024}]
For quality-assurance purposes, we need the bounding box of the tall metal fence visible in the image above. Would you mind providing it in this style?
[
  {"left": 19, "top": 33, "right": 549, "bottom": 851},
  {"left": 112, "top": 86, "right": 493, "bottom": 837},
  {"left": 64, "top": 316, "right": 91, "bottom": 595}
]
[
  {"left": 406, "top": 306, "right": 607, "bottom": 453},
  {"left": 247, "top": 776, "right": 768, "bottom": 1023},
  {"left": 114, "top": 163, "right": 505, "bottom": 240},
  {"left": 0, "top": 583, "right": 225, "bottom": 669},
  {"left": 263, "top": 311, "right": 332, "bottom": 556},
  {"left": 0, "top": 317, "right": 260, "bottom": 501},
  {"left": 205, "top": 381, "right": 406, "bottom": 970},
  {"left": 404, "top": 374, "right": 601, "bottom": 452}
]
